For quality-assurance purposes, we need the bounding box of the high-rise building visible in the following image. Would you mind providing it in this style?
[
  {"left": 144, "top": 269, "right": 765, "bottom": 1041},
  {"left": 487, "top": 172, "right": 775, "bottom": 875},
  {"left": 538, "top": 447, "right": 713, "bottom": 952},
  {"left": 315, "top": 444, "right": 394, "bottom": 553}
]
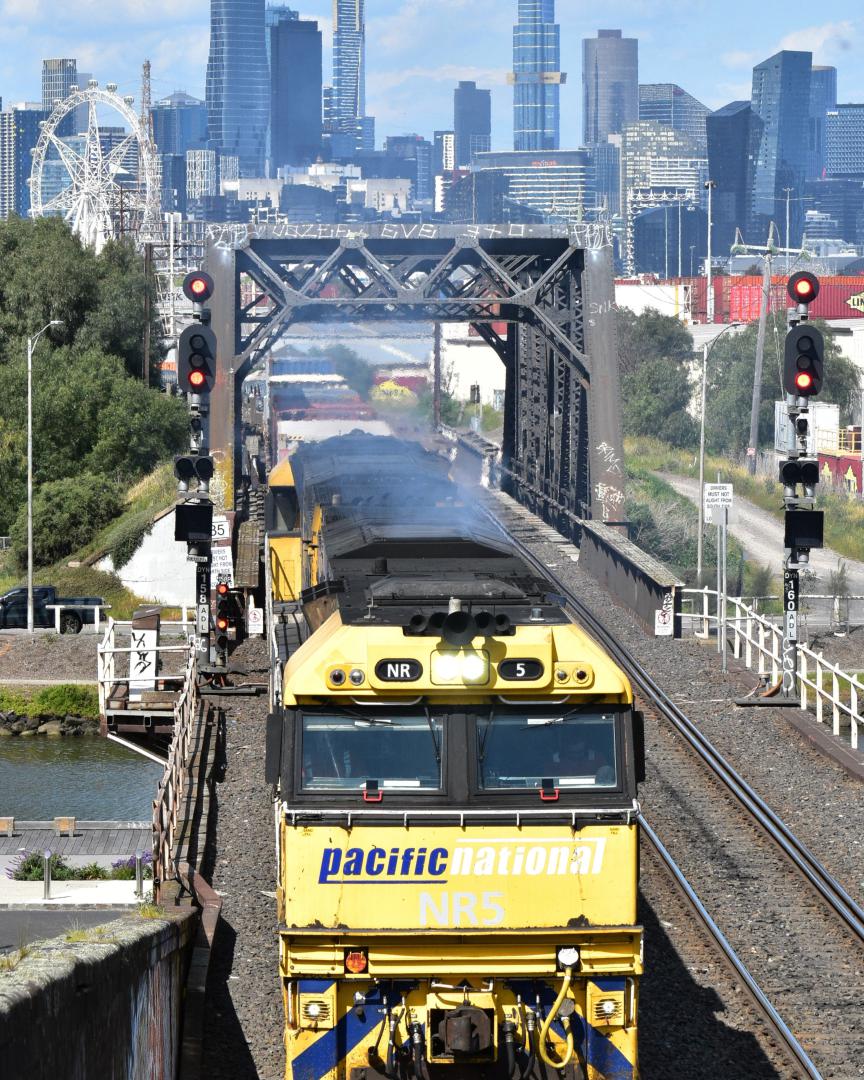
[
  {"left": 384, "top": 135, "right": 433, "bottom": 201},
  {"left": 0, "top": 103, "right": 48, "bottom": 219},
  {"left": 454, "top": 81, "right": 491, "bottom": 168},
  {"left": 510, "top": 0, "right": 564, "bottom": 151},
  {"left": 750, "top": 50, "right": 812, "bottom": 244},
  {"left": 74, "top": 72, "right": 93, "bottom": 134},
  {"left": 42, "top": 59, "right": 77, "bottom": 136},
  {"left": 809, "top": 66, "right": 837, "bottom": 180},
  {"left": 151, "top": 91, "right": 208, "bottom": 156},
  {"left": 333, "top": 0, "right": 365, "bottom": 130},
  {"left": 619, "top": 121, "right": 707, "bottom": 273},
  {"left": 471, "top": 149, "right": 595, "bottom": 222},
  {"left": 706, "top": 100, "right": 763, "bottom": 253},
  {"left": 433, "top": 130, "right": 456, "bottom": 175},
  {"left": 582, "top": 30, "right": 638, "bottom": 146},
  {"left": 639, "top": 84, "right": 710, "bottom": 151},
  {"left": 206, "top": 0, "right": 270, "bottom": 176},
  {"left": 269, "top": 9, "right": 322, "bottom": 168},
  {"left": 827, "top": 105, "right": 864, "bottom": 179}
]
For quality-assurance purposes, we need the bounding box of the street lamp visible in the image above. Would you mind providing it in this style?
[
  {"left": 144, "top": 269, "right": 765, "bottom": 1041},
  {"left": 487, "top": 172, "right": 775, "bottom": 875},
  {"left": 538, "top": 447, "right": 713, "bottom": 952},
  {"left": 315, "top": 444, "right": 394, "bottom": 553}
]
[
  {"left": 696, "top": 321, "right": 742, "bottom": 584},
  {"left": 27, "top": 320, "right": 64, "bottom": 635},
  {"left": 704, "top": 180, "right": 717, "bottom": 323}
]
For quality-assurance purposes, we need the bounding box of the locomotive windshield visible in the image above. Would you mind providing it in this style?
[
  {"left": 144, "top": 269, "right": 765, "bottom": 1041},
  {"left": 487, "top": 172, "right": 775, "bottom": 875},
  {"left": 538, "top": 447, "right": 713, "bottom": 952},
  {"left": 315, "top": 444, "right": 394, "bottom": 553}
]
[
  {"left": 477, "top": 710, "right": 618, "bottom": 790},
  {"left": 301, "top": 712, "right": 442, "bottom": 791}
]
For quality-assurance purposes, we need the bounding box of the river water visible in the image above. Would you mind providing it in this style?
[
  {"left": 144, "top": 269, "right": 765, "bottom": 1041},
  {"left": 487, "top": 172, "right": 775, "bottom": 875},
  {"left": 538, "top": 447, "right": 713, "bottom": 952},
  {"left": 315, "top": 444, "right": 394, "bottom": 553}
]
[{"left": 0, "top": 737, "right": 163, "bottom": 820}]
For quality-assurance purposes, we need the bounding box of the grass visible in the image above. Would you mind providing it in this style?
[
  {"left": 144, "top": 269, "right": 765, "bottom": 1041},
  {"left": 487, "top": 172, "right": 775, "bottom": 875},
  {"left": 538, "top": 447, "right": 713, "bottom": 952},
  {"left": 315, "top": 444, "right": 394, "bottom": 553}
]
[
  {"left": 626, "top": 436, "right": 864, "bottom": 564},
  {"left": 137, "top": 902, "right": 165, "bottom": 919},
  {"left": 0, "top": 684, "right": 99, "bottom": 720},
  {"left": 0, "top": 944, "right": 32, "bottom": 972}
]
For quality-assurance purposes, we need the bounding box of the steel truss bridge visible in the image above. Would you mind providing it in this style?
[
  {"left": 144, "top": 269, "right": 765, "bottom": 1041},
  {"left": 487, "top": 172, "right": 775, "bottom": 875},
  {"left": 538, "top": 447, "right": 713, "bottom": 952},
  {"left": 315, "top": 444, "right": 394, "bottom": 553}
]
[{"left": 205, "top": 223, "right": 624, "bottom": 526}]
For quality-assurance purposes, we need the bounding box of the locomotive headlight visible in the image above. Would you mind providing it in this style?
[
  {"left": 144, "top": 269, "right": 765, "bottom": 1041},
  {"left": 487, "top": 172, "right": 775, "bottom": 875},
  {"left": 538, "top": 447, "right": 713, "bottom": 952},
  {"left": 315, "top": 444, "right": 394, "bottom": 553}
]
[
  {"left": 557, "top": 946, "right": 580, "bottom": 968},
  {"left": 349, "top": 668, "right": 365, "bottom": 686},
  {"left": 431, "top": 650, "right": 490, "bottom": 685},
  {"left": 305, "top": 1002, "right": 322, "bottom": 1019}
]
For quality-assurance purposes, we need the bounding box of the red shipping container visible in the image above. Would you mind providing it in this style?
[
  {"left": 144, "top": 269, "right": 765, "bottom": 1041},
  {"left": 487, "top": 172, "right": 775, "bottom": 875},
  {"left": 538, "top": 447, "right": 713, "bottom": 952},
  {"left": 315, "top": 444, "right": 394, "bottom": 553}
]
[{"left": 818, "top": 454, "right": 862, "bottom": 495}]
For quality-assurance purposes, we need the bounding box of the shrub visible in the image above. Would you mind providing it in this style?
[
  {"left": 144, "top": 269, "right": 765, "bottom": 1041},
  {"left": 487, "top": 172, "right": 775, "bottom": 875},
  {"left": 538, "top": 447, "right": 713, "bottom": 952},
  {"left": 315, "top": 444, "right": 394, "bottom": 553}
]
[
  {"left": 32, "top": 684, "right": 99, "bottom": 719},
  {"left": 109, "top": 511, "right": 153, "bottom": 569},
  {"left": 10, "top": 472, "right": 121, "bottom": 569},
  {"left": 9, "top": 851, "right": 75, "bottom": 881}
]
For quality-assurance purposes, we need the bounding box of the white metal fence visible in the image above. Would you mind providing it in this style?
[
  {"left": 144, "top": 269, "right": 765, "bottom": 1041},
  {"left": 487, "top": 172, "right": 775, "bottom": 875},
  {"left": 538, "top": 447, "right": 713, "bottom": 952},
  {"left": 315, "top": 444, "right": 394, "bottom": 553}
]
[{"left": 680, "top": 588, "right": 864, "bottom": 752}]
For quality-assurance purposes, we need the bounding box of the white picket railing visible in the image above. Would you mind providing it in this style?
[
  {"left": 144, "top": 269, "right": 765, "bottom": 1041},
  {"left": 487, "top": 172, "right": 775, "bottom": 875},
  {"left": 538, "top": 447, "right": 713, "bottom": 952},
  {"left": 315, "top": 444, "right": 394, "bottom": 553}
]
[{"left": 679, "top": 588, "right": 864, "bottom": 752}]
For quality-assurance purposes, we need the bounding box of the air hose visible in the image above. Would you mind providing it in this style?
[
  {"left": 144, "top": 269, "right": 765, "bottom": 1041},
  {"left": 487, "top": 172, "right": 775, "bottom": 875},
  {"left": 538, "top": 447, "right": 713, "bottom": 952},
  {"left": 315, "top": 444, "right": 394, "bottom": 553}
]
[{"left": 538, "top": 967, "right": 575, "bottom": 1069}]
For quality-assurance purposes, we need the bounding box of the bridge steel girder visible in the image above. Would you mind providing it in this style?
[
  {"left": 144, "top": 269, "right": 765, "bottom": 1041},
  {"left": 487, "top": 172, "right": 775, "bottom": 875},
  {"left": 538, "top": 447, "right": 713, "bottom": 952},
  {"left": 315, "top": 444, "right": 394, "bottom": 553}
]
[{"left": 203, "top": 223, "right": 624, "bottom": 526}]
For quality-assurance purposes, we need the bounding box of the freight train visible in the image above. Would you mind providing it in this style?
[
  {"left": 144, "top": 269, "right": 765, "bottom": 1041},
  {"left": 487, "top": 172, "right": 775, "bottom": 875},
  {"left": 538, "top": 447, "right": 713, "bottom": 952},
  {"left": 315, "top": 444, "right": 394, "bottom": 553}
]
[{"left": 265, "top": 434, "right": 644, "bottom": 1080}]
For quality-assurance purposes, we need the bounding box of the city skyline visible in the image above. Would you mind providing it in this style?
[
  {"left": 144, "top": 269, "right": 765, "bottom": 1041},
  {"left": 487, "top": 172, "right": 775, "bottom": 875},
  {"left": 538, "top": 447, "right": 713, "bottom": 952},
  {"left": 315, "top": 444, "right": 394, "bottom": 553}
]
[{"left": 0, "top": 3, "right": 861, "bottom": 152}]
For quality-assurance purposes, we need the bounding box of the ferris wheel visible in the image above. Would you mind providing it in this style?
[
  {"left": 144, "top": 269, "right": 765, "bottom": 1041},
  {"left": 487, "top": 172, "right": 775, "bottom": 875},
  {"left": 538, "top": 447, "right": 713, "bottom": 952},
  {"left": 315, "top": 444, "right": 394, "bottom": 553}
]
[{"left": 29, "top": 80, "right": 160, "bottom": 252}]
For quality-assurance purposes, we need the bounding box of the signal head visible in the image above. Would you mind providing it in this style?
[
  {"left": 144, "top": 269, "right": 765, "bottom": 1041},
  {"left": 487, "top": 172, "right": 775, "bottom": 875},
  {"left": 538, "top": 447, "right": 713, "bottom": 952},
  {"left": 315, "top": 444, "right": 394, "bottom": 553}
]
[
  {"left": 182, "top": 270, "right": 214, "bottom": 304},
  {"left": 787, "top": 271, "right": 820, "bottom": 305}
]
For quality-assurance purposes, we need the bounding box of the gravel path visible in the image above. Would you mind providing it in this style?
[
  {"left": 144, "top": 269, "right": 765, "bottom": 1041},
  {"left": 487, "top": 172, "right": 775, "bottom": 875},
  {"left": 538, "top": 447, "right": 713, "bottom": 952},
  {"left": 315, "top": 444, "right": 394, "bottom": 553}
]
[
  {"left": 0, "top": 632, "right": 100, "bottom": 683},
  {"left": 201, "top": 638, "right": 284, "bottom": 1080},
  {"left": 486, "top": 491, "right": 864, "bottom": 1078},
  {"left": 660, "top": 472, "right": 864, "bottom": 595}
]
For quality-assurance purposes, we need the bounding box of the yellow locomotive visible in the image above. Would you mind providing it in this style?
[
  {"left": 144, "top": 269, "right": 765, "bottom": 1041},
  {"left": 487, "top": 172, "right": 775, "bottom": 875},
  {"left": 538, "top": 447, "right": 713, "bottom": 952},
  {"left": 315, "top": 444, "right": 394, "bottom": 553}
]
[{"left": 266, "top": 435, "right": 644, "bottom": 1080}]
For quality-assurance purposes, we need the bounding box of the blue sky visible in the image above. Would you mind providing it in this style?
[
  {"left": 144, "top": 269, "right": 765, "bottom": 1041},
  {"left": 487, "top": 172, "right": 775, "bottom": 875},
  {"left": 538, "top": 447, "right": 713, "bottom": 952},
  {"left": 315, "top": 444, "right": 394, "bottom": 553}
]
[{"left": 1, "top": 1, "right": 862, "bottom": 148}]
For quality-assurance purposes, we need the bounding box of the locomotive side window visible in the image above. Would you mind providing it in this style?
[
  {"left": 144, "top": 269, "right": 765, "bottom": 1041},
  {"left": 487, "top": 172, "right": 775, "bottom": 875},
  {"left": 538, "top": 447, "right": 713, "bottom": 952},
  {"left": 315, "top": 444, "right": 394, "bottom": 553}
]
[
  {"left": 477, "top": 711, "right": 619, "bottom": 790},
  {"left": 300, "top": 712, "right": 443, "bottom": 791}
]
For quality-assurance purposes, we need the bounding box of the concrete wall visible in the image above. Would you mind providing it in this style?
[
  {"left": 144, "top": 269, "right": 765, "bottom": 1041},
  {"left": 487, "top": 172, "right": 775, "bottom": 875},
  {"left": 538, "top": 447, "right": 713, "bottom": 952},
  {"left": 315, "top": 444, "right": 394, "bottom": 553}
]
[
  {"left": 580, "top": 519, "right": 684, "bottom": 639},
  {"left": 0, "top": 910, "right": 196, "bottom": 1079},
  {"left": 98, "top": 510, "right": 196, "bottom": 608}
]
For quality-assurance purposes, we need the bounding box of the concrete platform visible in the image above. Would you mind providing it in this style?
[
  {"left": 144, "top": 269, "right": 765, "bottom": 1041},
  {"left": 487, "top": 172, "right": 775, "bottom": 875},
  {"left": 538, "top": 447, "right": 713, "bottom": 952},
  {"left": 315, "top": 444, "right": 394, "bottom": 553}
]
[{"left": 0, "top": 879, "right": 141, "bottom": 908}]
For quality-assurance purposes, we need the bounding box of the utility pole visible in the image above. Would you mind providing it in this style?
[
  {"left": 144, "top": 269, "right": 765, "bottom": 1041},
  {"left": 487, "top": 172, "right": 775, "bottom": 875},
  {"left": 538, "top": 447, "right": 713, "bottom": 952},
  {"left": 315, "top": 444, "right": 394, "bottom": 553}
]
[
  {"left": 705, "top": 180, "right": 716, "bottom": 322},
  {"left": 783, "top": 187, "right": 793, "bottom": 273}
]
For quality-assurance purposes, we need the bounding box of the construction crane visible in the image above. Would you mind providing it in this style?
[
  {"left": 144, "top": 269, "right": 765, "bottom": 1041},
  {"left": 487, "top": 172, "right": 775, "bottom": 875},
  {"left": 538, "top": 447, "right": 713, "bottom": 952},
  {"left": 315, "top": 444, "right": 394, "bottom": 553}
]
[{"left": 730, "top": 224, "right": 809, "bottom": 475}]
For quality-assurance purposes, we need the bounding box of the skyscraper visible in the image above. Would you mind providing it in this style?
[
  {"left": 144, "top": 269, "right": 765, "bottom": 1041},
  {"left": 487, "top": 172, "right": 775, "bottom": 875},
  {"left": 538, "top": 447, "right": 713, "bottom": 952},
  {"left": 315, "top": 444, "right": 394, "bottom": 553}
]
[
  {"left": 454, "top": 81, "right": 491, "bottom": 169},
  {"left": 269, "top": 9, "right": 322, "bottom": 168},
  {"left": 206, "top": 0, "right": 270, "bottom": 176},
  {"left": 706, "top": 100, "right": 763, "bottom": 254},
  {"left": 510, "top": 0, "right": 564, "bottom": 151},
  {"left": 809, "top": 66, "right": 837, "bottom": 180},
  {"left": 42, "top": 59, "right": 77, "bottom": 136},
  {"left": 639, "top": 84, "right": 710, "bottom": 151},
  {"left": 0, "top": 103, "right": 48, "bottom": 219},
  {"left": 151, "top": 91, "right": 208, "bottom": 157},
  {"left": 827, "top": 105, "right": 864, "bottom": 178},
  {"left": 750, "top": 50, "right": 812, "bottom": 243},
  {"left": 582, "top": 30, "right": 638, "bottom": 146},
  {"left": 333, "top": 0, "right": 365, "bottom": 132}
]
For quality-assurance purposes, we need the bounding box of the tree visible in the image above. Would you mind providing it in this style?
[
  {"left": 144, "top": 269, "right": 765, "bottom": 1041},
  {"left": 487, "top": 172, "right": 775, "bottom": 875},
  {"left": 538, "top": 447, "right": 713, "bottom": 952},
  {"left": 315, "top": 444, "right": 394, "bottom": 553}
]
[
  {"left": 704, "top": 313, "right": 861, "bottom": 458},
  {"left": 617, "top": 308, "right": 698, "bottom": 447},
  {"left": 10, "top": 473, "right": 121, "bottom": 569}
]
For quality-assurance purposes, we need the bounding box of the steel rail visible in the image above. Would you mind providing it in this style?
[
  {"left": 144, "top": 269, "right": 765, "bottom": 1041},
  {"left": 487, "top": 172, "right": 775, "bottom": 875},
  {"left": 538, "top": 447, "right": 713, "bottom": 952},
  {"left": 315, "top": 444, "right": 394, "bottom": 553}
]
[
  {"left": 486, "top": 502, "right": 864, "bottom": 949},
  {"left": 639, "top": 815, "right": 821, "bottom": 1080}
]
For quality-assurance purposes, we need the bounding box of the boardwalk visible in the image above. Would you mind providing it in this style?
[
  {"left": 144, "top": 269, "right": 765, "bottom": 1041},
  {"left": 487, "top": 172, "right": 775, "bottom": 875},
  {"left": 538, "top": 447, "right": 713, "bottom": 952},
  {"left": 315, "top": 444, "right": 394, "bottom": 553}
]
[{"left": 0, "top": 821, "right": 150, "bottom": 868}]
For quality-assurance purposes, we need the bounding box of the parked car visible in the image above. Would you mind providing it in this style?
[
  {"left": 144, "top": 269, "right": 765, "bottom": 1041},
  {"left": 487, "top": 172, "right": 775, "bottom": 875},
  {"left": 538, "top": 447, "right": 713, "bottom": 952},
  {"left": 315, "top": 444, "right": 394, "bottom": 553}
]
[{"left": 0, "top": 586, "right": 106, "bottom": 633}]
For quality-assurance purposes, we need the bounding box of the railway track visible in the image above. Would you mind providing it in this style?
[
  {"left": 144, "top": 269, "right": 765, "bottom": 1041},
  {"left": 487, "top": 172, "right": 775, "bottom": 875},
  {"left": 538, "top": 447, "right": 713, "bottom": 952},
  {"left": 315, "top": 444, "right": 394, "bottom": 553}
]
[{"left": 484, "top": 490, "right": 864, "bottom": 1079}]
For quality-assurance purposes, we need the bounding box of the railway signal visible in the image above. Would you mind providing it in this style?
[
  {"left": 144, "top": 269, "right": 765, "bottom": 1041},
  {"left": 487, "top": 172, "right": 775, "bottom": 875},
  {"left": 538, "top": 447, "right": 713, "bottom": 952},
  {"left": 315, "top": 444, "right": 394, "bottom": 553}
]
[
  {"left": 783, "top": 325, "right": 824, "bottom": 397},
  {"left": 182, "top": 270, "right": 214, "bottom": 305},
  {"left": 178, "top": 326, "right": 217, "bottom": 395},
  {"left": 776, "top": 271, "right": 825, "bottom": 700},
  {"left": 173, "top": 454, "right": 215, "bottom": 493}
]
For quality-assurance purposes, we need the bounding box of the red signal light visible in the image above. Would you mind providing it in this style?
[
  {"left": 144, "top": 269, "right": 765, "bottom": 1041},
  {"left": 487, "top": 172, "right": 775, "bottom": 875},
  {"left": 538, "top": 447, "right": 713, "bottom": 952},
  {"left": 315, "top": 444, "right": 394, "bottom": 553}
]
[
  {"left": 216, "top": 616, "right": 229, "bottom": 631},
  {"left": 190, "top": 277, "right": 207, "bottom": 296},
  {"left": 794, "top": 279, "right": 813, "bottom": 299},
  {"left": 182, "top": 270, "right": 214, "bottom": 304},
  {"left": 787, "top": 271, "right": 820, "bottom": 305},
  {"left": 188, "top": 369, "right": 206, "bottom": 389},
  {"left": 216, "top": 582, "right": 229, "bottom": 596},
  {"left": 795, "top": 371, "right": 814, "bottom": 392}
]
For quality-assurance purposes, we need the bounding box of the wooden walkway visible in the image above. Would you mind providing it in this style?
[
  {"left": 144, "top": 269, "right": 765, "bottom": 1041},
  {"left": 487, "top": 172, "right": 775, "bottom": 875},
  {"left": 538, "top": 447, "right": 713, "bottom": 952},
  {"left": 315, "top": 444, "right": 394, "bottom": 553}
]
[{"left": 0, "top": 822, "right": 150, "bottom": 860}]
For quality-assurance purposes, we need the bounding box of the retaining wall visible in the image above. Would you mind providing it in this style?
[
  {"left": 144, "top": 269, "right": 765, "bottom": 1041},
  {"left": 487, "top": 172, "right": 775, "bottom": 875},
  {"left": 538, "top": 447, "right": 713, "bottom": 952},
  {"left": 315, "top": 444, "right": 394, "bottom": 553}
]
[
  {"left": 579, "top": 519, "right": 684, "bottom": 638},
  {"left": 0, "top": 909, "right": 196, "bottom": 1079}
]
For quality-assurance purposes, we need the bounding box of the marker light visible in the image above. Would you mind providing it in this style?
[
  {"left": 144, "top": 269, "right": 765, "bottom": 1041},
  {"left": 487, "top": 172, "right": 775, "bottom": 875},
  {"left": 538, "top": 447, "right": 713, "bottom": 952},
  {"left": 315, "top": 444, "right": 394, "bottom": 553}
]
[
  {"left": 431, "top": 650, "right": 490, "bottom": 686},
  {"left": 349, "top": 668, "right": 365, "bottom": 686},
  {"left": 345, "top": 949, "right": 368, "bottom": 974},
  {"left": 557, "top": 946, "right": 580, "bottom": 968}
]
